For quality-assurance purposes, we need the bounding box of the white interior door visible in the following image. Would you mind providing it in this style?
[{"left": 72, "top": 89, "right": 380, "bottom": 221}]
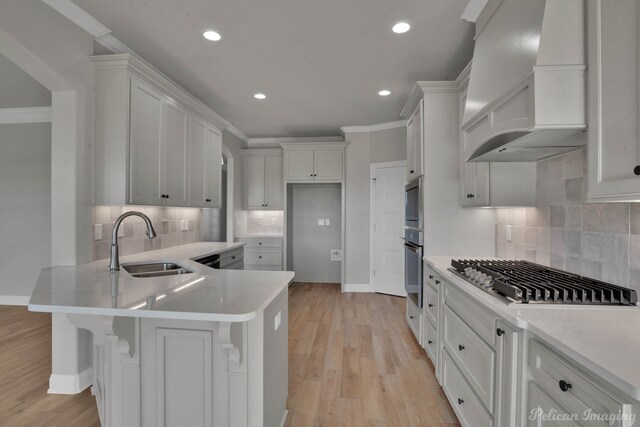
[{"left": 372, "top": 163, "right": 406, "bottom": 296}]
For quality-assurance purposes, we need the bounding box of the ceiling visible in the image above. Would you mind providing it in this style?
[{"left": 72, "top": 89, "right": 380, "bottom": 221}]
[
  {"left": 0, "top": 53, "right": 51, "bottom": 108},
  {"left": 73, "top": 0, "right": 474, "bottom": 138}
]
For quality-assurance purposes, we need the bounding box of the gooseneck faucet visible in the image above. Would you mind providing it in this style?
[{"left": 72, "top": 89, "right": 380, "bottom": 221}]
[{"left": 109, "top": 211, "right": 157, "bottom": 271}]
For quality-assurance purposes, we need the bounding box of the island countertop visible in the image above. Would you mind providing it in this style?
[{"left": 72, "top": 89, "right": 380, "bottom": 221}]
[{"left": 29, "top": 242, "right": 295, "bottom": 322}]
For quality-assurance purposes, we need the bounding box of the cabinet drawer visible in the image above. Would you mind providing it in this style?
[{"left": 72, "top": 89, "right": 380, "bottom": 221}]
[
  {"left": 244, "top": 250, "right": 282, "bottom": 266},
  {"left": 425, "top": 281, "right": 439, "bottom": 326},
  {"left": 406, "top": 298, "right": 422, "bottom": 345},
  {"left": 220, "top": 247, "right": 243, "bottom": 261},
  {"left": 425, "top": 265, "right": 442, "bottom": 288},
  {"left": 445, "top": 284, "right": 497, "bottom": 347},
  {"left": 529, "top": 340, "right": 627, "bottom": 427},
  {"left": 220, "top": 252, "right": 243, "bottom": 268},
  {"left": 443, "top": 305, "right": 495, "bottom": 412},
  {"left": 242, "top": 239, "right": 283, "bottom": 248},
  {"left": 223, "top": 259, "right": 244, "bottom": 270},
  {"left": 424, "top": 318, "right": 438, "bottom": 364},
  {"left": 528, "top": 383, "right": 579, "bottom": 427},
  {"left": 442, "top": 350, "right": 493, "bottom": 427}
]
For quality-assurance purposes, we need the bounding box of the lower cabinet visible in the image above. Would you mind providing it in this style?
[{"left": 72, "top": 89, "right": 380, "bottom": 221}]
[
  {"left": 219, "top": 247, "right": 244, "bottom": 270},
  {"left": 406, "top": 297, "right": 423, "bottom": 346},
  {"left": 237, "top": 236, "right": 284, "bottom": 271}
]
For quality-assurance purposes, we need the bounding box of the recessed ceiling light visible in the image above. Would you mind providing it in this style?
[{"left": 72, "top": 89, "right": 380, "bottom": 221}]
[
  {"left": 254, "top": 93, "right": 266, "bottom": 100},
  {"left": 203, "top": 30, "right": 222, "bottom": 41},
  {"left": 392, "top": 22, "right": 411, "bottom": 34},
  {"left": 378, "top": 90, "right": 391, "bottom": 96}
]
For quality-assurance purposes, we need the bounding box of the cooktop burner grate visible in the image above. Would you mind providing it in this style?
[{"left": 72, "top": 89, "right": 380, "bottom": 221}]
[{"left": 450, "top": 259, "right": 637, "bottom": 305}]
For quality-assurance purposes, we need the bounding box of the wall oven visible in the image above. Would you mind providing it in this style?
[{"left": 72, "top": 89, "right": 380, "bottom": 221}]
[
  {"left": 404, "top": 178, "right": 424, "bottom": 308},
  {"left": 405, "top": 178, "right": 423, "bottom": 230}
]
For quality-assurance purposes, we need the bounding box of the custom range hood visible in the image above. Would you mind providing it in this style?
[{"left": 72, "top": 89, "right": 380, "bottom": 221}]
[{"left": 461, "top": 0, "right": 586, "bottom": 162}]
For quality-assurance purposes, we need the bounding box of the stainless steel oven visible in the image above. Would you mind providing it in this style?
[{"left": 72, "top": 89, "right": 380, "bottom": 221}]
[
  {"left": 405, "top": 178, "right": 423, "bottom": 230},
  {"left": 404, "top": 228, "right": 423, "bottom": 308}
]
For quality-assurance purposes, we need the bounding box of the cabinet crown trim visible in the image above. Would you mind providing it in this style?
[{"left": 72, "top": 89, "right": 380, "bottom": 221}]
[
  {"left": 279, "top": 142, "right": 348, "bottom": 150},
  {"left": 242, "top": 148, "right": 283, "bottom": 156},
  {"left": 90, "top": 54, "right": 229, "bottom": 130},
  {"left": 401, "top": 81, "right": 460, "bottom": 118}
]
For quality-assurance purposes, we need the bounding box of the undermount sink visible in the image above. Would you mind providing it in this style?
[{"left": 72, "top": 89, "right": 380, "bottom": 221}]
[{"left": 122, "top": 262, "right": 195, "bottom": 278}]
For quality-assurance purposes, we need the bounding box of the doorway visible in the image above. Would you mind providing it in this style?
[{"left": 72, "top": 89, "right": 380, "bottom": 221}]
[{"left": 370, "top": 161, "right": 406, "bottom": 296}]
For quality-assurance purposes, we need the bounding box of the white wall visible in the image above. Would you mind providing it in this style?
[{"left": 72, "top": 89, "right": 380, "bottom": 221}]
[
  {"left": 290, "top": 184, "right": 342, "bottom": 283},
  {"left": 0, "top": 53, "right": 51, "bottom": 108},
  {"left": 0, "top": 123, "right": 51, "bottom": 298}
]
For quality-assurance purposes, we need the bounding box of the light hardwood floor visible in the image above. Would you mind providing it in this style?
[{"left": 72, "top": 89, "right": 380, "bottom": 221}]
[
  {"left": 0, "top": 283, "right": 458, "bottom": 426},
  {"left": 284, "top": 283, "right": 459, "bottom": 427}
]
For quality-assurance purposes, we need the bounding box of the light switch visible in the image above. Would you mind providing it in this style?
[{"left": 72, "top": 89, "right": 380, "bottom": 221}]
[
  {"left": 318, "top": 219, "right": 325, "bottom": 226},
  {"left": 274, "top": 311, "right": 282, "bottom": 331},
  {"left": 94, "top": 224, "right": 102, "bottom": 241},
  {"left": 506, "top": 225, "right": 512, "bottom": 243},
  {"left": 325, "top": 218, "right": 330, "bottom": 226}
]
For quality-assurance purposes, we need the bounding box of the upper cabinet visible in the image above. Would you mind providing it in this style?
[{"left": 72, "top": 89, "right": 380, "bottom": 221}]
[
  {"left": 587, "top": 0, "right": 640, "bottom": 201},
  {"left": 188, "top": 114, "right": 222, "bottom": 208},
  {"left": 280, "top": 144, "right": 347, "bottom": 182},
  {"left": 243, "top": 149, "right": 284, "bottom": 210},
  {"left": 92, "top": 54, "right": 226, "bottom": 207},
  {"left": 405, "top": 100, "right": 424, "bottom": 182}
]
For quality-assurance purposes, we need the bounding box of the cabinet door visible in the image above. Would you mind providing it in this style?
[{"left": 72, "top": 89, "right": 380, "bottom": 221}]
[
  {"left": 474, "top": 163, "right": 490, "bottom": 207},
  {"left": 244, "top": 155, "right": 266, "bottom": 209},
  {"left": 412, "top": 100, "right": 424, "bottom": 178},
  {"left": 406, "top": 114, "right": 416, "bottom": 182},
  {"left": 204, "top": 125, "right": 222, "bottom": 208},
  {"left": 494, "top": 321, "right": 519, "bottom": 427},
  {"left": 528, "top": 383, "right": 578, "bottom": 427},
  {"left": 129, "top": 78, "right": 164, "bottom": 205},
  {"left": 460, "top": 162, "right": 476, "bottom": 207},
  {"left": 284, "top": 150, "right": 314, "bottom": 181},
  {"left": 313, "top": 149, "right": 343, "bottom": 181},
  {"left": 187, "top": 115, "right": 207, "bottom": 207},
  {"left": 264, "top": 154, "right": 284, "bottom": 209},
  {"left": 588, "top": 0, "right": 640, "bottom": 200},
  {"left": 163, "top": 99, "right": 189, "bottom": 206}
]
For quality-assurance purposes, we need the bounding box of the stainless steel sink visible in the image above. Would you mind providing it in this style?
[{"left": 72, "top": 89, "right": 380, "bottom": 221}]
[{"left": 122, "top": 262, "right": 194, "bottom": 278}]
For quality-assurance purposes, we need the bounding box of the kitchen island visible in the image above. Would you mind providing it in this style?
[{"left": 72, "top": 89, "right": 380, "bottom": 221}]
[{"left": 29, "top": 242, "right": 295, "bottom": 427}]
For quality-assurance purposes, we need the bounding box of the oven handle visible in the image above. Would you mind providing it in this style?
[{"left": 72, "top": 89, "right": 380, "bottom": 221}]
[{"left": 404, "top": 242, "right": 422, "bottom": 253}]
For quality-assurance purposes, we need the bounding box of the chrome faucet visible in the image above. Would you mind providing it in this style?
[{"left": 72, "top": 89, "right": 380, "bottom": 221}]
[{"left": 109, "top": 211, "right": 157, "bottom": 271}]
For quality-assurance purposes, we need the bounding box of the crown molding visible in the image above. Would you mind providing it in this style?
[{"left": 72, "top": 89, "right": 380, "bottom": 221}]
[
  {"left": 0, "top": 107, "right": 52, "bottom": 124},
  {"left": 400, "top": 81, "right": 460, "bottom": 118},
  {"left": 247, "top": 136, "right": 344, "bottom": 148},
  {"left": 456, "top": 61, "right": 472, "bottom": 90},
  {"left": 42, "top": 0, "right": 110, "bottom": 37},
  {"left": 340, "top": 120, "right": 407, "bottom": 134},
  {"left": 225, "top": 124, "right": 250, "bottom": 144},
  {"left": 461, "top": 0, "right": 490, "bottom": 23},
  {"left": 279, "top": 142, "right": 348, "bottom": 150}
]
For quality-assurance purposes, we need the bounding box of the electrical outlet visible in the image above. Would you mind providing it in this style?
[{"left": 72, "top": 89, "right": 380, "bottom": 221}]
[
  {"left": 318, "top": 219, "right": 325, "bottom": 226},
  {"left": 506, "top": 225, "right": 512, "bottom": 243},
  {"left": 94, "top": 224, "right": 102, "bottom": 241},
  {"left": 325, "top": 218, "right": 330, "bottom": 226},
  {"left": 274, "top": 311, "right": 282, "bottom": 331},
  {"left": 331, "top": 249, "right": 342, "bottom": 261}
]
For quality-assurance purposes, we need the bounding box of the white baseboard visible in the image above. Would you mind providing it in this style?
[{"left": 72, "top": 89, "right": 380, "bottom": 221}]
[
  {"left": 343, "top": 283, "right": 371, "bottom": 293},
  {"left": 0, "top": 295, "right": 30, "bottom": 306},
  {"left": 48, "top": 367, "right": 93, "bottom": 394}
]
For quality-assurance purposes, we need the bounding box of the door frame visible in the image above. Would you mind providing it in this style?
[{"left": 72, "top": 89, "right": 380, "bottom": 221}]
[{"left": 369, "top": 160, "right": 407, "bottom": 293}]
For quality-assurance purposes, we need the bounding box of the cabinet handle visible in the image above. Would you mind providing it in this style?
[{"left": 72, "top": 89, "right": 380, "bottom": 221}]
[
  {"left": 428, "top": 340, "right": 433, "bottom": 345},
  {"left": 258, "top": 242, "right": 262, "bottom": 245},
  {"left": 558, "top": 380, "right": 572, "bottom": 392},
  {"left": 409, "top": 315, "right": 415, "bottom": 319},
  {"left": 310, "top": 174, "right": 313, "bottom": 177},
  {"left": 428, "top": 303, "right": 434, "bottom": 308},
  {"left": 458, "top": 344, "right": 465, "bottom": 351},
  {"left": 232, "top": 256, "right": 236, "bottom": 260},
  {"left": 259, "top": 256, "right": 262, "bottom": 259},
  {"left": 635, "top": 166, "right": 640, "bottom": 176},
  {"left": 471, "top": 194, "right": 475, "bottom": 198},
  {"left": 457, "top": 398, "right": 464, "bottom": 405},
  {"left": 428, "top": 275, "right": 434, "bottom": 279},
  {"left": 410, "top": 170, "right": 415, "bottom": 174},
  {"left": 496, "top": 328, "right": 505, "bottom": 337}
]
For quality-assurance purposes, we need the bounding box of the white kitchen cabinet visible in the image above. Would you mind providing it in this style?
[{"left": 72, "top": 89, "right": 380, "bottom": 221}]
[
  {"left": 494, "top": 321, "right": 520, "bottom": 427},
  {"left": 188, "top": 115, "right": 222, "bottom": 208},
  {"left": 281, "top": 144, "right": 346, "bottom": 182},
  {"left": 238, "top": 236, "right": 284, "bottom": 271},
  {"left": 587, "top": 0, "right": 640, "bottom": 201},
  {"left": 243, "top": 149, "right": 284, "bottom": 210},
  {"left": 406, "top": 99, "right": 424, "bottom": 182},
  {"left": 92, "top": 54, "right": 226, "bottom": 207}
]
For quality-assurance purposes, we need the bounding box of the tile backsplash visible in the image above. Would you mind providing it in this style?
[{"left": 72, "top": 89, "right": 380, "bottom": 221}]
[
  {"left": 234, "top": 210, "right": 284, "bottom": 236},
  {"left": 496, "top": 149, "right": 640, "bottom": 292},
  {"left": 93, "top": 206, "right": 202, "bottom": 261}
]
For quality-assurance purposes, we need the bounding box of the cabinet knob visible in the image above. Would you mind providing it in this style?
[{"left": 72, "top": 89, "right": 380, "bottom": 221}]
[
  {"left": 310, "top": 174, "right": 313, "bottom": 177},
  {"left": 558, "top": 380, "right": 572, "bottom": 392},
  {"left": 457, "top": 398, "right": 464, "bottom": 405},
  {"left": 258, "top": 242, "right": 262, "bottom": 245},
  {"left": 232, "top": 256, "right": 236, "bottom": 260},
  {"left": 435, "top": 280, "right": 440, "bottom": 285},
  {"left": 635, "top": 166, "right": 640, "bottom": 176},
  {"left": 428, "top": 340, "right": 433, "bottom": 345},
  {"left": 259, "top": 256, "right": 262, "bottom": 259},
  {"left": 471, "top": 194, "right": 475, "bottom": 198},
  {"left": 458, "top": 344, "right": 465, "bottom": 351},
  {"left": 410, "top": 170, "right": 415, "bottom": 174},
  {"left": 428, "top": 275, "right": 434, "bottom": 279},
  {"left": 496, "top": 328, "right": 505, "bottom": 337},
  {"left": 409, "top": 315, "right": 415, "bottom": 319},
  {"left": 428, "top": 303, "right": 434, "bottom": 308},
  {"left": 466, "top": 194, "right": 471, "bottom": 198}
]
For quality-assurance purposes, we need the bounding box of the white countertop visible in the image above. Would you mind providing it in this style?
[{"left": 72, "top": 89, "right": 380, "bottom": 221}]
[
  {"left": 425, "top": 255, "right": 640, "bottom": 401},
  {"left": 28, "top": 242, "right": 295, "bottom": 322}
]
